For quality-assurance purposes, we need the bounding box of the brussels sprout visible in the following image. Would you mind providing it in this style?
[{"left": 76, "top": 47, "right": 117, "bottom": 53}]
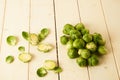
[
  {"left": 63, "top": 24, "right": 74, "bottom": 35},
  {"left": 70, "top": 30, "right": 81, "bottom": 40},
  {"left": 73, "top": 39, "right": 85, "bottom": 49},
  {"left": 60, "top": 35, "right": 69, "bottom": 45},
  {"left": 39, "top": 28, "right": 49, "bottom": 41},
  {"left": 43, "top": 60, "right": 57, "bottom": 70},
  {"left": 92, "top": 32, "right": 102, "bottom": 44},
  {"left": 22, "top": 31, "right": 29, "bottom": 41},
  {"left": 75, "top": 23, "right": 85, "bottom": 31},
  {"left": 81, "top": 29, "right": 89, "bottom": 35},
  {"left": 6, "top": 36, "right": 17, "bottom": 46},
  {"left": 98, "top": 46, "right": 107, "bottom": 55},
  {"left": 88, "top": 54, "right": 99, "bottom": 66},
  {"left": 28, "top": 33, "right": 39, "bottom": 45},
  {"left": 86, "top": 42, "right": 97, "bottom": 52},
  {"left": 18, "top": 53, "right": 32, "bottom": 63},
  {"left": 78, "top": 49, "right": 84, "bottom": 55},
  {"left": 18, "top": 46, "right": 25, "bottom": 52},
  {"left": 98, "top": 39, "right": 106, "bottom": 46},
  {"left": 83, "top": 34, "right": 92, "bottom": 42},
  {"left": 37, "top": 67, "right": 48, "bottom": 77},
  {"left": 67, "top": 48, "right": 79, "bottom": 59},
  {"left": 66, "top": 39, "right": 73, "bottom": 49},
  {"left": 54, "top": 66, "right": 63, "bottom": 73},
  {"left": 6, "top": 56, "right": 14, "bottom": 64},
  {"left": 76, "top": 56, "right": 87, "bottom": 67},
  {"left": 80, "top": 49, "right": 91, "bottom": 59},
  {"left": 37, "top": 43, "right": 53, "bottom": 53}
]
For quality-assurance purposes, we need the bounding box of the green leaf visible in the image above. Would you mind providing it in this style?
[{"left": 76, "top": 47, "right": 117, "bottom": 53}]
[{"left": 6, "top": 36, "right": 17, "bottom": 46}]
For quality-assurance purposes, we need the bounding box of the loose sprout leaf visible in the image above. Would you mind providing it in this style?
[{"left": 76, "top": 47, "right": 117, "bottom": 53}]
[
  {"left": 37, "top": 43, "right": 53, "bottom": 53},
  {"left": 22, "top": 31, "right": 29, "bottom": 40},
  {"left": 54, "top": 67, "right": 63, "bottom": 73},
  {"left": 37, "top": 67, "right": 48, "bottom": 77},
  {"left": 43, "top": 60, "right": 57, "bottom": 70},
  {"left": 39, "top": 28, "right": 50, "bottom": 41},
  {"left": 41, "top": 28, "right": 49, "bottom": 37},
  {"left": 18, "top": 46, "right": 25, "bottom": 52},
  {"left": 6, "top": 56, "right": 14, "bottom": 64},
  {"left": 18, "top": 53, "right": 32, "bottom": 63},
  {"left": 6, "top": 36, "right": 17, "bottom": 46}
]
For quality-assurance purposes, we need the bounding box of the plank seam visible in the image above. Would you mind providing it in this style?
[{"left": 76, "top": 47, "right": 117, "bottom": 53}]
[
  {"left": 0, "top": 0, "right": 7, "bottom": 53},
  {"left": 53, "top": 0, "right": 60, "bottom": 80},
  {"left": 99, "top": 0, "right": 120, "bottom": 79},
  {"left": 76, "top": 0, "right": 81, "bottom": 22},
  {"left": 28, "top": 0, "right": 32, "bottom": 80},
  {"left": 76, "top": 0, "right": 91, "bottom": 80}
]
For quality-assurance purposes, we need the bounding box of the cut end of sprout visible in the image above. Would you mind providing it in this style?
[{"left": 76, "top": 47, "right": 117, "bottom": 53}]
[
  {"left": 43, "top": 60, "right": 57, "bottom": 70},
  {"left": 18, "top": 53, "right": 32, "bottom": 63},
  {"left": 37, "top": 43, "right": 54, "bottom": 53}
]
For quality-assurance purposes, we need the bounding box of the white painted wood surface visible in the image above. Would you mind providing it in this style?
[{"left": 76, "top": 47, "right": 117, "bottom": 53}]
[{"left": 0, "top": 0, "right": 120, "bottom": 80}]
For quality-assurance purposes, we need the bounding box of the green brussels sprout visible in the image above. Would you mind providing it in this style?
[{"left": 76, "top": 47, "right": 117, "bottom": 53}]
[
  {"left": 88, "top": 54, "right": 99, "bottom": 66},
  {"left": 92, "top": 32, "right": 102, "bottom": 44},
  {"left": 39, "top": 28, "right": 49, "bottom": 41},
  {"left": 60, "top": 35, "right": 69, "bottom": 45},
  {"left": 37, "top": 43, "right": 53, "bottom": 53},
  {"left": 81, "top": 29, "right": 89, "bottom": 35},
  {"left": 86, "top": 42, "right": 97, "bottom": 52},
  {"left": 98, "top": 39, "right": 106, "bottom": 46},
  {"left": 98, "top": 46, "right": 107, "bottom": 55},
  {"left": 6, "top": 36, "right": 18, "bottom": 46},
  {"left": 54, "top": 66, "right": 63, "bottom": 73},
  {"left": 18, "top": 53, "right": 32, "bottom": 63},
  {"left": 80, "top": 49, "right": 91, "bottom": 59},
  {"left": 83, "top": 34, "right": 92, "bottom": 42},
  {"left": 73, "top": 39, "right": 85, "bottom": 49},
  {"left": 70, "top": 30, "right": 81, "bottom": 40},
  {"left": 18, "top": 46, "right": 25, "bottom": 52},
  {"left": 6, "top": 55, "right": 14, "bottom": 64},
  {"left": 28, "top": 33, "right": 39, "bottom": 45},
  {"left": 66, "top": 39, "right": 73, "bottom": 49},
  {"left": 78, "top": 49, "right": 84, "bottom": 55},
  {"left": 75, "top": 23, "right": 85, "bottom": 31},
  {"left": 22, "top": 31, "right": 29, "bottom": 41},
  {"left": 37, "top": 67, "right": 48, "bottom": 77},
  {"left": 67, "top": 48, "right": 79, "bottom": 59},
  {"left": 43, "top": 60, "right": 57, "bottom": 70},
  {"left": 63, "top": 24, "right": 74, "bottom": 35},
  {"left": 76, "top": 56, "right": 87, "bottom": 67}
]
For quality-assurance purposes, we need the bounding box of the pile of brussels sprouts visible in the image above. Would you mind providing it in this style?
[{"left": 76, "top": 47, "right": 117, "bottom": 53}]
[{"left": 60, "top": 23, "right": 107, "bottom": 67}]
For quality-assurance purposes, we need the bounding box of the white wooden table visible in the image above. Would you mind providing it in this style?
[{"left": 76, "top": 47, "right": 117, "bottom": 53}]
[{"left": 0, "top": 0, "right": 120, "bottom": 80}]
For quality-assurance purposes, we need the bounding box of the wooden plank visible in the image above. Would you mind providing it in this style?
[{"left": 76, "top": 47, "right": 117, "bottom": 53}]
[
  {"left": 78, "top": 0, "right": 119, "bottom": 80},
  {"left": 29, "top": 0, "right": 58, "bottom": 80},
  {"left": 101, "top": 0, "right": 120, "bottom": 77},
  {"left": 0, "top": 0, "right": 29, "bottom": 80},
  {"left": 0, "top": 0, "right": 5, "bottom": 47},
  {"left": 55, "top": 0, "right": 89, "bottom": 80}
]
